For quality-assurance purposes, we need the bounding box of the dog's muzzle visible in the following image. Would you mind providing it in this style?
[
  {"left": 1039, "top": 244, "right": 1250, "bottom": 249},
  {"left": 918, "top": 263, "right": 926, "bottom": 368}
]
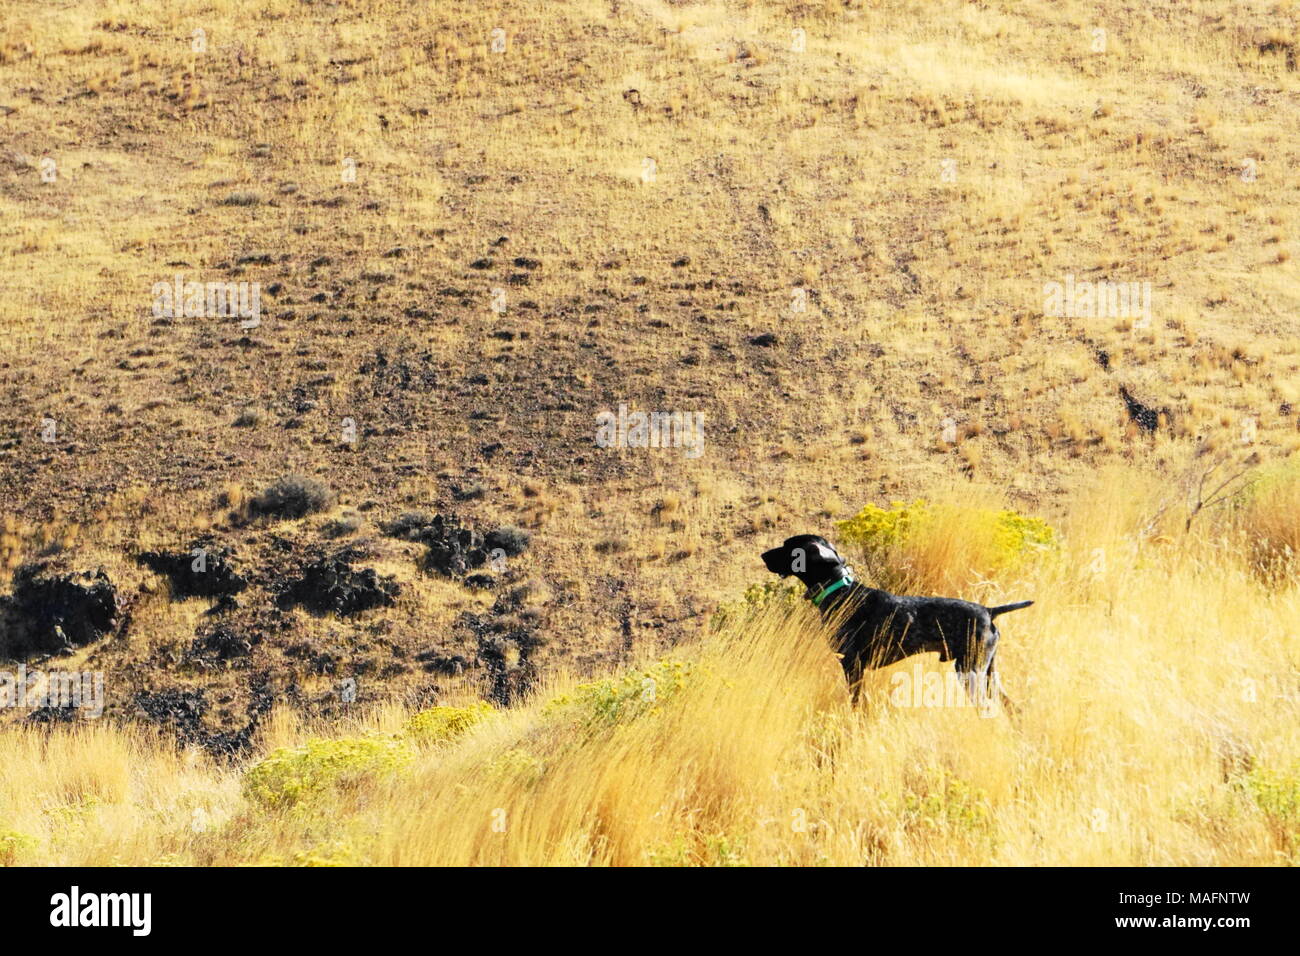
[{"left": 761, "top": 547, "right": 790, "bottom": 575}]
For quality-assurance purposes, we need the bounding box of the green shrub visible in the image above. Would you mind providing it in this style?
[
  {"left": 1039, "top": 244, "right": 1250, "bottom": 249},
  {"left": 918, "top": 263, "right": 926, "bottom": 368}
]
[
  {"left": 486, "top": 748, "right": 546, "bottom": 784},
  {"left": 1242, "top": 766, "right": 1300, "bottom": 825},
  {"left": 647, "top": 832, "right": 750, "bottom": 867},
  {"left": 244, "top": 736, "right": 413, "bottom": 808},
  {"left": 404, "top": 702, "right": 495, "bottom": 744},
  {"left": 711, "top": 579, "right": 802, "bottom": 630},
  {"left": 0, "top": 827, "right": 35, "bottom": 865},
  {"left": 1231, "top": 764, "right": 1300, "bottom": 856},
  {"left": 901, "top": 768, "right": 992, "bottom": 834},
  {"left": 1230, "top": 458, "right": 1300, "bottom": 583},
  {"left": 545, "top": 659, "right": 700, "bottom": 726},
  {"left": 250, "top": 474, "right": 332, "bottom": 520}
]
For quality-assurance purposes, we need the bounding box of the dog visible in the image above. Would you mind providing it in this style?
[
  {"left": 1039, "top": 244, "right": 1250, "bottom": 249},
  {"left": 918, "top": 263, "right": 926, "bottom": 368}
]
[{"left": 761, "top": 534, "right": 1032, "bottom": 713}]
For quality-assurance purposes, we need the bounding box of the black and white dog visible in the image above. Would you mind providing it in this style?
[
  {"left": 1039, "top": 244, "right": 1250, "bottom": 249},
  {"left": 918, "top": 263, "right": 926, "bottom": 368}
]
[{"left": 761, "top": 534, "right": 1032, "bottom": 713}]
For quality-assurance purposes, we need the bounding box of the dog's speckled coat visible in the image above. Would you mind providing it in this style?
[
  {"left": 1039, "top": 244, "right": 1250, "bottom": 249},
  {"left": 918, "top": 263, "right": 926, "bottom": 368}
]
[{"left": 761, "top": 534, "right": 1032, "bottom": 711}]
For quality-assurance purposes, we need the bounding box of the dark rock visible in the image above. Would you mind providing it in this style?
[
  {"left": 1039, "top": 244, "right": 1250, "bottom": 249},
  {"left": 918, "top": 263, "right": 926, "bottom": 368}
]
[
  {"left": 25, "top": 704, "right": 80, "bottom": 725},
  {"left": 278, "top": 549, "right": 399, "bottom": 616},
  {"left": 381, "top": 512, "right": 488, "bottom": 576},
  {"left": 1119, "top": 385, "right": 1166, "bottom": 433},
  {"left": 415, "top": 651, "right": 471, "bottom": 675},
  {"left": 188, "top": 624, "right": 259, "bottom": 665},
  {"left": 380, "top": 511, "right": 441, "bottom": 543},
  {"left": 485, "top": 526, "right": 530, "bottom": 557},
  {"left": 477, "top": 632, "right": 541, "bottom": 706},
  {"left": 202, "top": 595, "right": 241, "bottom": 616},
  {"left": 137, "top": 543, "right": 248, "bottom": 600},
  {"left": 284, "top": 639, "right": 341, "bottom": 675},
  {"left": 135, "top": 676, "right": 277, "bottom": 759},
  {"left": 358, "top": 345, "right": 438, "bottom": 395},
  {"left": 452, "top": 484, "right": 486, "bottom": 501},
  {"left": 134, "top": 688, "right": 208, "bottom": 741},
  {"left": 0, "top": 563, "right": 120, "bottom": 659}
]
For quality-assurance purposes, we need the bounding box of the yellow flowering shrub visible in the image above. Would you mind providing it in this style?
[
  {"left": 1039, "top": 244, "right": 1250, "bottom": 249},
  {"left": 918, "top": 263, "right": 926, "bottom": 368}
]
[
  {"left": 545, "top": 659, "right": 699, "bottom": 726},
  {"left": 836, "top": 499, "right": 932, "bottom": 552},
  {"left": 291, "top": 841, "right": 359, "bottom": 867},
  {"left": 838, "top": 499, "right": 1056, "bottom": 563},
  {"left": 991, "top": 508, "right": 1059, "bottom": 560},
  {"left": 404, "top": 701, "right": 495, "bottom": 744},
  {"left": 244, "top": 736, "right": 413, "bottom": 808},
  {"left": 836, "top": 499, "right": 1057, "bottom": 591}
]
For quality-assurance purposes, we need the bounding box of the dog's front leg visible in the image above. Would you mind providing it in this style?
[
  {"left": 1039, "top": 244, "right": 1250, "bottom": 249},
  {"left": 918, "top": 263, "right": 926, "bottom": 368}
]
[{"left": 838, "top": 654, "right": 863, "bottom": 706}]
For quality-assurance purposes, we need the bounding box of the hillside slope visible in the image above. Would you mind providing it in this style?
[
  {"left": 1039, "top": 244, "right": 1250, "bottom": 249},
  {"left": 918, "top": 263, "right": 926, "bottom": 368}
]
[{"left": 1, "top": 0, "right": 1299, "bottom": 740}]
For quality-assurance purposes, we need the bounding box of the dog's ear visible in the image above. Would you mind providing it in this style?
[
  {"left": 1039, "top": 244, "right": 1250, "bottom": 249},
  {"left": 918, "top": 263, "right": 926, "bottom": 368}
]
[{"left": 805, "top": 538, "right": 841, "bottom": 564}]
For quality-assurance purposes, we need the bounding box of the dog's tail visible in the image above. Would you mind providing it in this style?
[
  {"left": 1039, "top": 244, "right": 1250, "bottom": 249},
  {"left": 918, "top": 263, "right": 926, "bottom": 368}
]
[{"left": 988, "top": 600, "right": 1033, "bottom": 618}]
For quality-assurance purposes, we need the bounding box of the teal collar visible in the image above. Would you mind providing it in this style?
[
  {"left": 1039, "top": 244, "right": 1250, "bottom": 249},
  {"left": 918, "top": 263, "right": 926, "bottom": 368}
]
[{"left": 810, "top": 572, "right": 854, "bottom": 607}]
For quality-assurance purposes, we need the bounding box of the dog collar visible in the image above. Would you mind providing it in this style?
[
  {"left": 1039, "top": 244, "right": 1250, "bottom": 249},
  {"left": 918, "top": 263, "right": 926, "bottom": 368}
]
[{"left": 810, "top": 573, "right": 854, "bottom": 607}]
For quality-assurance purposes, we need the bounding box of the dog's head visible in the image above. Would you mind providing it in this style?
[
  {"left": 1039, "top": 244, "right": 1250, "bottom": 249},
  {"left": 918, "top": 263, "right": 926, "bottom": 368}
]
[{"left": 761, "top": 534, "right": 847, "bottom": 588}]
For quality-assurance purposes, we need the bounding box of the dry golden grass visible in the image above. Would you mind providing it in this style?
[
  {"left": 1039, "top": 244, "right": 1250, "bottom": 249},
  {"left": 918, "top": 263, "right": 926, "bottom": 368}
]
[{"left": 2, "top": 465, "right": 1298, "bottom": 866}]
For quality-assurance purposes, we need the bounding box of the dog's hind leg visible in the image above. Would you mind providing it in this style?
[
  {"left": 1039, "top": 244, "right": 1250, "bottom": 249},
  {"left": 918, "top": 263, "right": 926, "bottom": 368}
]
[
  {"left": 953, "top": 623, "right": 1004, "bottom": 716},
  {"left": 986, "top": 645, "right": 1020, "bottom": 717}
]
